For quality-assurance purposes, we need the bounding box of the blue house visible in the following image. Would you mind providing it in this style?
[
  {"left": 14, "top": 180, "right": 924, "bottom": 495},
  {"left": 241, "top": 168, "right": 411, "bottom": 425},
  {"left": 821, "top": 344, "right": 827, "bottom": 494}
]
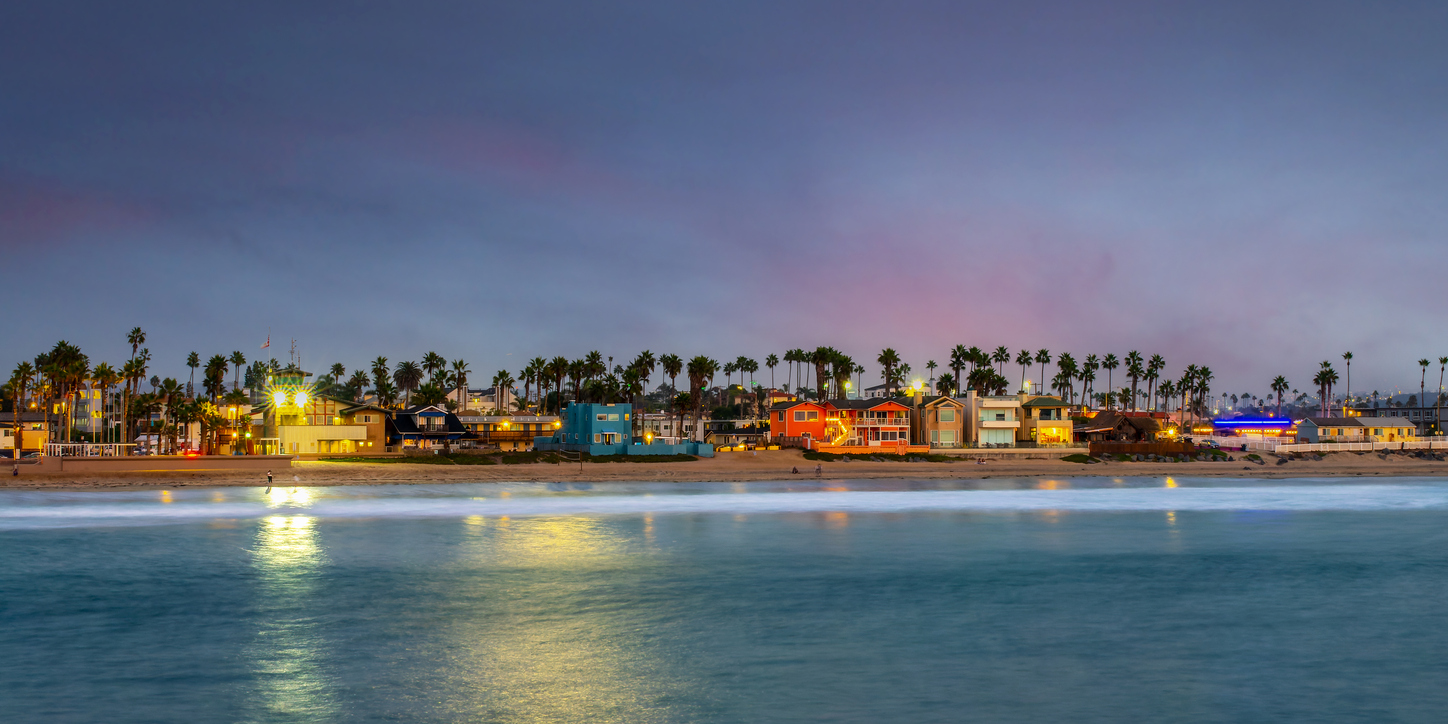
[{"left": 534, "top": 402, "right": 713, "bottom": 457}]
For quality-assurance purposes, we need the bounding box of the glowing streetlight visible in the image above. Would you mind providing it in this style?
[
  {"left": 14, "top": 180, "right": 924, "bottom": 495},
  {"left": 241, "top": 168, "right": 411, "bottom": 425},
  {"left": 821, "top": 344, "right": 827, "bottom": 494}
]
[{"left": 293, "top": 391, "right": 309, "bottom": 407}]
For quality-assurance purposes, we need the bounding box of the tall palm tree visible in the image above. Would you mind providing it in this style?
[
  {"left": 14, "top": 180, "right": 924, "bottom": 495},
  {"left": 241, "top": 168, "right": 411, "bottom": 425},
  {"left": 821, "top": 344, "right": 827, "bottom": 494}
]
[
  {"left": 877, "top": 348, "right": 901, "bottom": 397},
  {"left": 1034, "top": 349, "right": 1052, "bottom": 396},
  {"left": 1015, "top": 349, "right": 1032, "bottom": 393},
  {"left": 1100, "top": 353, "right": 1119, "bottom": 409},
  {"left": 1271, "top": 375, "right": 1289, "bottom": 418},
  {"left": 766, "top": 354, "right": 779, "bottom": 391},
  {"left": 330, "top": 363, "right": 346, "bottom": 389},
  {"left": 8, "top": 362, "right": 35, "bottom": 458},
  {"left": 830, "top": 353, "right": 852, "bottom": 401},
  {"left": 1340, "top": 351, "right": 1352, "bottom": 415},
  {"left": 492, "top": 370, "right": 516, "bottom": 412},
  {"left": 229, "top": 351, "right": 246, "bottom": 391},
  {"left": 347, "top": 370, "right": 371, "bottom": 402},
  {"left": 1146, "top": 354, "right": 1164, "bottom": 412},
  {"left": 926, "top": 360, "right": 938, "bottom": 394},
  {"left": 394, "top": 361, "right": 423, "bottom": 407},
  {"left": 1124, "top": 351, "right": 1143, "bottom": 412},
  {"left": 421, "top": 351, "right": 446, "bottom": 383},
  {"left": 186, "top": 352, "right": 199, "bottom": 397},
  {"left": 450, "top": 359, "right": 469, "bottom": 411},
  {"left": 91, "top": 362, "right": 119, "bottom": 443},
  {"left": 686, "top": 356, "right": 718, "bottom": 441},
  {"left": 1082, "top": 354, "right": 1099, "bottom": 410},
  {"left": 1420, "top": 358, "right": 1431, "bottom": 424},
  {"left": 992, "top": 346, "right": 1010, "bottom": 376},
  {"left": 370, "top": 357, "right": 389, "bottom": 401},
  {"left": 127, "top": 328, "right": 146, "bottom": 362}
]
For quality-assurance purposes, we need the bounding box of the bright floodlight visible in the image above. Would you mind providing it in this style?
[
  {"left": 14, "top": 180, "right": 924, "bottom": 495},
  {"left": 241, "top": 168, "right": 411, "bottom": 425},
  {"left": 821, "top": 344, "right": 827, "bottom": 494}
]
[
  {"left": 293, "top": 391, "right": 309, "bottom": 407},
  {"left": 272, "top": 391, "right": 287, "bottom": 407}
]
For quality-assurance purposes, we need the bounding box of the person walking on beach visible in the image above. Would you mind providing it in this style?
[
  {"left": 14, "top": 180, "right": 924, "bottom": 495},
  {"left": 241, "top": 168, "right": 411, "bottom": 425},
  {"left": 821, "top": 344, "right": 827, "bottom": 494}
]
[
  {"left": 266, "top": 470, "right": 273, "bottom": 493},
  {"left": 814, "top": 463, "right": 822, "bottom": 477}
]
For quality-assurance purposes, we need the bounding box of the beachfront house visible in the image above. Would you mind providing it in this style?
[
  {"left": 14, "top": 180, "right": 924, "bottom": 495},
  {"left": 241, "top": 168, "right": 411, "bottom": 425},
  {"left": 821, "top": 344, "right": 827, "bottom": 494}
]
[
  {"left": 1296, "top": 417, "right": 1416, "bottom": 444},
  {"left": 961, "top": 390, "right": 1022, "bottom": 447},
  {"left": 912, "top": 395, "right": 965, "bottom": 448},
  {"left": 824, "top": 399, "right": 914, "bottom": 448},
  {"left": 1074, "top": 410, "right": 1169, "bottom": 443},
  {"left": 387, "top": 405, "right": 467, "bottom": 451},
  {"left": 535, "top": 402, "right": 713, "bottom": 456},
  {"left": 768, "top": 400, "right": 828, "bottom": 445},
  {"left": 457, "top": 414, "right": 560, "bottom": 451},
  {"left": 1021, "top": 396, "right": 1073, "bottom": 445}
]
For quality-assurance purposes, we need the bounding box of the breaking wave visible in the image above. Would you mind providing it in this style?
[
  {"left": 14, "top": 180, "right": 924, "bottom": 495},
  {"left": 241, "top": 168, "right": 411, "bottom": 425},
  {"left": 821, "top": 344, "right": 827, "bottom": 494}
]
[{"left": 3, "top": 483, "right": 1448, "bottom": 529}]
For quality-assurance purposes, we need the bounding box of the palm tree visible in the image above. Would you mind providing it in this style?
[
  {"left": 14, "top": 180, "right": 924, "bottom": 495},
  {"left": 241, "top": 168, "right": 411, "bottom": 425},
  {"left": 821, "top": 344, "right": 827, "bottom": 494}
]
[
  {"left": 1015, "top": 349, "right": 1032, "bottom": 393},
  {"left": 127, "top": 328, "right": 146, "bottom": 361},
  {"left": 926, "top": 360, "right": 938, "bottom": 394},
  {"left": 1271, "top": 375, "right": 1289, "bottom": 417},
  {"left": 548, "top": 356, "right": 570, "bottom": 413},
  {"left": 1338, "top": 351, "right": 1352, "bottom": 415},
  {"left": 228, "top": 351, "right": 245, "bottom": 391},
  {"left": 347, "top": 370, "right": 370, "bottom": 402},
  {"left": 330, "top": 363, "right": 346, "bottom": 389},
  {"left": 766, "top": 354, "right": 779, "bottom": 391},
  {"left": 1099, "top": 353, "right": 1119, "bottom": 409},
  {"left": 451, "top": 359, "right": 470, "bottom": 411},
  {"left": 370, "top": 357, "right": 389, "bottom": 402},
  {"left": 8, "top": 362, "right": 35, "bottom": 458},
  {"left": 686, "top": 355, "right": 718, "bottom": 441},
  {"left": 184, "top": 352, "right": 199, "bottom": 397},
  {"left": 584, "top": 351, "right": 605, "bottom": 387},
  {"left": 992, "top": 346, "right": 1010, "bottom": 376},
  {"left": 877, "top": 348, "right": 901, "bottom": 397},
  {"left": 1122, "top": 351, "right": 1143, "bottom": 412},
  {"left": 492, "top": 370, "right": 516, "bottom": 412},
  {"left": 1034, "top": 349, "right": 1051, "bottom": 396},
  {"left": 394, "top": 361, "right": 422, "bottom": 407},
  {"left": 422, "top": 351, "right": 446, "bottom": 383},
  {"left": 1420, "top": 358, "right": 1431, "bottom": 423},
  {"left": 830, "top": 352, "right": 853, "bottom": 401}
]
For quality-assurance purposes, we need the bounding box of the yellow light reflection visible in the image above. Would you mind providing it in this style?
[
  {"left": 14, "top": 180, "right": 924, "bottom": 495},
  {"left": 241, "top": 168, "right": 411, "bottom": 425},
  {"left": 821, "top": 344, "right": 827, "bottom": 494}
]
[
  {"left": 1165, "top": 477, "right": 1178, "bottom": 488},
  {"left": 267, "top": 487, "right": 315, "bottom": 508},
  {"left": 441, "top": 515, "right": 685, "bottom": 721},
  {"left": 246, "top": 513, "right": 334, "bottom": 720},
  {"left": 160, "top": 490, "right": 173, "bottom": 504},
  {"left": 1166, "top": 511, "right": 1177, "bottom": 526}
]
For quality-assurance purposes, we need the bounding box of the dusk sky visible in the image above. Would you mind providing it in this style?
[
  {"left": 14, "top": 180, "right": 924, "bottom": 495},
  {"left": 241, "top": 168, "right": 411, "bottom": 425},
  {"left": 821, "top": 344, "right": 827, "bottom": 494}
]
[{"left": 4, "top": 1, "right": 1446, "bottom": 396}]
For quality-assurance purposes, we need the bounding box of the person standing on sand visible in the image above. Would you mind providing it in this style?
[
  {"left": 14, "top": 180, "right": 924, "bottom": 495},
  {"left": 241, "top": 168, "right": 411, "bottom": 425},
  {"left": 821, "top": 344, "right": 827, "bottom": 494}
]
[{"left": 815, "top": 463, "right": 822, "bottom": 477}]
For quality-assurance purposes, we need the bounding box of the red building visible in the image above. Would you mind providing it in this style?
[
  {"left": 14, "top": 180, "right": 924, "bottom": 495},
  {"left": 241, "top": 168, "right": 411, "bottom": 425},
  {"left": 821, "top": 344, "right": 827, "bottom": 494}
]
[
  {"left": 769, "top": 398, "right": 919, "bottom": 452},
  {"left": 768, "top": 400, "right": 828, "bottom": 443}
]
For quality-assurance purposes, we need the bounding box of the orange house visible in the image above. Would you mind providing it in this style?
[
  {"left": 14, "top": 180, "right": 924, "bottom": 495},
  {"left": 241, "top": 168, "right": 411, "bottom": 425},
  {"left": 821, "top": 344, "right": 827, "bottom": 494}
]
[
  {"left": 768, "top": 401, "right": 828, "bottom": 443},
  {"left": 823, "top": 399, "right": 914, "bottom": 448}
]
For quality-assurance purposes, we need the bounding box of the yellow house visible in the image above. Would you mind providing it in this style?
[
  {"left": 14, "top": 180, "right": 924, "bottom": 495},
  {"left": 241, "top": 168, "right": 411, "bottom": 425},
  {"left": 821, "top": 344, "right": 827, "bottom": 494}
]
[
  {"left": 1021, "top": 396, "right": 1074, "bottom": 445},
  {"left": 1355, "top": 417, "right": 1416, "bottom": 442},
  {"left": 1, "top": 413, "right": 50, "bottom": 456}
]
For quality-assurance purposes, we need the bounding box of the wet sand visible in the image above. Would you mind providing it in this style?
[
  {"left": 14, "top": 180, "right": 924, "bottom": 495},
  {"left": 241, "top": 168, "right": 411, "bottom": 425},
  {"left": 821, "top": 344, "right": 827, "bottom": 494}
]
[{"left": 5, "top": 449, "right": 1448, "bottom": 489}]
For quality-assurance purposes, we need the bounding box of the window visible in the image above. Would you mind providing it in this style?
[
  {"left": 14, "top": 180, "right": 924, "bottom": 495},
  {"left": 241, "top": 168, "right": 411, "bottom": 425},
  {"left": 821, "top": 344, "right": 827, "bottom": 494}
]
[
  {"left": 608, "top": 414, "right": 620, "bottom": 421},
  {"left": 881, "top": 430, "right": 898, "bottom": 441},
  {"left": 1374, "top": 428, "right": 1382, "bottom": 435},
  {"left": 777, "top": 412, "right": 784, "bottom": 422},
  {"left": 995, "top": 413, "right": 1006, "bottom": 421},
  {"left": 597, "top": 414, "right": 608, "bottom": 421},
  {"left": 939, "top": 408, "right": 955, "bottom": 423},
  {"left": 931, "top": 430, "right": 939, "bottom": 443},
  {"left": 794, "top": 411, "right": 806, "bottom": 422},
  {"left": 807, "top": 411, "right": 819, "bottom": 421},
  {"left": 939, "top": 430, "right": 956, "bottom": 443}
]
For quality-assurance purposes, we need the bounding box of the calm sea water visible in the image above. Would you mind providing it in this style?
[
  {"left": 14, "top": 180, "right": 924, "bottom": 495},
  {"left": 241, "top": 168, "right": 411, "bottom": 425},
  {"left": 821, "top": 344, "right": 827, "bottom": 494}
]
[{"left": 4, "top": 477, "right": 1448, "bottom": 723}]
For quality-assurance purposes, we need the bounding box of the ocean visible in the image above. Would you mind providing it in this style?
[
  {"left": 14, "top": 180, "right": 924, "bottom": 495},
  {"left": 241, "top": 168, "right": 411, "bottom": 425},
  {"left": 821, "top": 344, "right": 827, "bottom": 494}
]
[{"left": 3, "top": 477, "right": 1447, "bottom": 723}]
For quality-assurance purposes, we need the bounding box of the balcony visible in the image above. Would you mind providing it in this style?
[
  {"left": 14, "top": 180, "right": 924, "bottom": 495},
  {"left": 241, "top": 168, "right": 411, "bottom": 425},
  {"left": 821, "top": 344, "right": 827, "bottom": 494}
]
[
  {"left": 847, "top": 417, "right": 910, "bottom": 427},
  {"left": 978, "top": 419, "right": 1020, "bottom": 428}
]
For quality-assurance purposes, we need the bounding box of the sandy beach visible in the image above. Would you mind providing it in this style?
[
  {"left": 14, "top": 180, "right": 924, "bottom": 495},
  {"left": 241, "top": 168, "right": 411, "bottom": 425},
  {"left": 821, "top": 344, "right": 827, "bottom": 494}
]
[{"left": 5, "top": 449, "right": 1448, "bottom": 489}]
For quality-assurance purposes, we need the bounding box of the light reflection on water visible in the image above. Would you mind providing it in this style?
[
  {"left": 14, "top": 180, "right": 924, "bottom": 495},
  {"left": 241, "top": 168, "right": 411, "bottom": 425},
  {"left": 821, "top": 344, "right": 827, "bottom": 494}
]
[
  {"left": 245, "top": 514, "right": 336, "bottom": 722},
  {"left": 439, "top": 516, "right": 686, "bottom": 723}
]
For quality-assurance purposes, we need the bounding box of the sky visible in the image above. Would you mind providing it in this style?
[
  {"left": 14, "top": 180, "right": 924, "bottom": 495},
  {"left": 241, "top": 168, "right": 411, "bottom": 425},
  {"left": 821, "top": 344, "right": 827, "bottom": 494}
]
[{"left": 3, "top": 0, "right": 1446, "bottom": 398}]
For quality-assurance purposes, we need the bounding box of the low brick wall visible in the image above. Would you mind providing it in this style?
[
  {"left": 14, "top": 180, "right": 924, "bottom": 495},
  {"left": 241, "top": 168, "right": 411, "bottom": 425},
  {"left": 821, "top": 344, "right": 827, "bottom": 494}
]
[
  {"left": 1089, "top": 442, "right": 1195, "bottom": 457},
  {"left": 31, "top": 454, "right": 295, "bottom": 474},
  {"left": 935, "top": 447, "right": 1089, "bottom": 460}
]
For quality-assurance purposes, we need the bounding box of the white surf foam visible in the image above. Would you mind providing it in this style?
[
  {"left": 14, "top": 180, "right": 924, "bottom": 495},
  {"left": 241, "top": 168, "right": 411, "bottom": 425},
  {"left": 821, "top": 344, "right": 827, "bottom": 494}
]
[{"left": 2, "top": 485, "right": 1447, "bottom": 529}]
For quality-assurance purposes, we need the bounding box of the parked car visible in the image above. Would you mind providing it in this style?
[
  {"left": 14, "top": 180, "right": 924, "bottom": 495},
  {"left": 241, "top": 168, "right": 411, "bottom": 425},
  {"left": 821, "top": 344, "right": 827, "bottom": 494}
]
[{"left": 1202, "top": 440, "right": 1221, "bottom": 450}]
